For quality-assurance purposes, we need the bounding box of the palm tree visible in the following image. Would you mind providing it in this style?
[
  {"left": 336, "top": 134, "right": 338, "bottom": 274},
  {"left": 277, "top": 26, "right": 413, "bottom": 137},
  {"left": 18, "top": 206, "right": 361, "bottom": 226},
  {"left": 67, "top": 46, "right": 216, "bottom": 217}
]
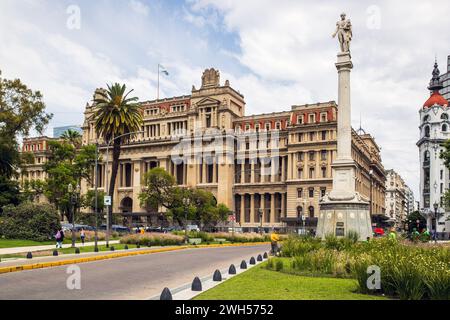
[
  {"left": 61, "top": 129, "right": 82, "bottom": 148},
  {"left": 91, "top": 84, "right": 142, "bottom": 228}
]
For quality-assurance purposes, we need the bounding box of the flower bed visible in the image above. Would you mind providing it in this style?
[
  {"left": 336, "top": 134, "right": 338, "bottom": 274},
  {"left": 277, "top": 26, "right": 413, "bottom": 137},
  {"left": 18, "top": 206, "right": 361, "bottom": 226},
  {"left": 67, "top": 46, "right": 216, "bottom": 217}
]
[
  {"left": 268, "top": 235, "right": 450, "bottom": 300},
  {"left": 120, "top": 233, "right": 184, "bottom": 247}
]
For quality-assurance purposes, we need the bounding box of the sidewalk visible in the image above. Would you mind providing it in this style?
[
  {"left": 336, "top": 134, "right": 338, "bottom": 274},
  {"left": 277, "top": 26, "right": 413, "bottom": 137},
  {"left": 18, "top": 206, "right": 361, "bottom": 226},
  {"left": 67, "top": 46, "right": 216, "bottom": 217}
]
[{"left": 0, "top": 240, "right": 120, "bottom": 256}]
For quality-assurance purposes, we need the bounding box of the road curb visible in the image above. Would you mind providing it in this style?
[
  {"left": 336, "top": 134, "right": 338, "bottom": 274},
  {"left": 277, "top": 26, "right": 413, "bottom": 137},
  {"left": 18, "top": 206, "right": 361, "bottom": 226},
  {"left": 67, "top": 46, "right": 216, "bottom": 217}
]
[{"left": 0, "top": 242, "right": 270, "bottom": 275}]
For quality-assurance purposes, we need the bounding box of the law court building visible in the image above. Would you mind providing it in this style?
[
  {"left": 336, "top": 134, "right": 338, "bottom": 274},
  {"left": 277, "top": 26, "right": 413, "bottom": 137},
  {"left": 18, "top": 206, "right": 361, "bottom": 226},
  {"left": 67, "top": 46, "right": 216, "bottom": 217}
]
[{"left": 81, "top": 68, "right": 386, "bottom": 232}]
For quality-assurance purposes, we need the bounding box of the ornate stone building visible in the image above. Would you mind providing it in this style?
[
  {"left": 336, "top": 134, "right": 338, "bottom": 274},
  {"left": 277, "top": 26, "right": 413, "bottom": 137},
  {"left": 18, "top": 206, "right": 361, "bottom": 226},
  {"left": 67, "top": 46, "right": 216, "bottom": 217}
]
[
  {"left": 384, "top": 169, "right": 407, "bottom": 229},
  {"left": 418, "top": 61, "right": 450, "bottom": 238},
  {"left": 80, "top": 68, "right": 386, "bottom": 232}
]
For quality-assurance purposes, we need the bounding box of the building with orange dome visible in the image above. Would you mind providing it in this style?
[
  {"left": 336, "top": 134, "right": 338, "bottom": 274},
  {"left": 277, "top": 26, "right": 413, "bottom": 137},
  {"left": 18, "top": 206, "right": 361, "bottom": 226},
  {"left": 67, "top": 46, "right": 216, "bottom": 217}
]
[{"left": 417, "top": 60, "right": 450, "bottom": 239}]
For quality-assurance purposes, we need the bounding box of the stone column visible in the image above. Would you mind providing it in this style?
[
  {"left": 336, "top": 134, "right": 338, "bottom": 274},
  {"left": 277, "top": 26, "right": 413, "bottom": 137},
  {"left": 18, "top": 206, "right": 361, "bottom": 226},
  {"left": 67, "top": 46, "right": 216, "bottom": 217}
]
[
  {"left": 281, "top": 193, "right": 286, "bottom": 219},
  {"left": 270, "top": 193, "right": 276, "bottom": 224},
  {"left": 240, "top": 161, "right": 245, "bottom": 183},
  {"left": 240, "top": 194, "right": 245, "bottom": 224},
  {"left": 281, "top": 156, "right": 286, "bottom": 182},
  {"left": 250, "top": 193, "right": 255, "bottom": 224},
  {"left": 270, "top": 157, "right": 276, "bottom": 183},
  {"left": 250, "top": 161, "right": 255, "bottom": 183}
]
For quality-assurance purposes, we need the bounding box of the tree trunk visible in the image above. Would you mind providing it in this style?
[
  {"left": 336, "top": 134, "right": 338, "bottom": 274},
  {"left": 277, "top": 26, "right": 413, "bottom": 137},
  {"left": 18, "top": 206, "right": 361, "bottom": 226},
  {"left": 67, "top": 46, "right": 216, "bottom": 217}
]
[{"left": 108, "top": 139, "right": 121, "bottom": 229}]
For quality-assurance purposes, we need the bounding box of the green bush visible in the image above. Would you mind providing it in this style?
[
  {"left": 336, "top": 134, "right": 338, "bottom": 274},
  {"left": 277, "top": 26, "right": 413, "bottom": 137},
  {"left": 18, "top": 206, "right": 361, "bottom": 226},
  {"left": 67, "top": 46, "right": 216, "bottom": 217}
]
[
  {"left": 0, "top": 202, "right": 61, "bottom": 241},
  {"left": 275, "top": 259, "right": 284, "bottom": 271}
]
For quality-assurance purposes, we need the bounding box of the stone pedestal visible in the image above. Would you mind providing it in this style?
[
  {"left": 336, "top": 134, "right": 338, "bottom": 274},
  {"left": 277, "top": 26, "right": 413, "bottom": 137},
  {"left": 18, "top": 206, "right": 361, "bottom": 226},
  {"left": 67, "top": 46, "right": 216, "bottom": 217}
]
[{"left": 317, "top": 51, "right": 372, "bottom": 240}]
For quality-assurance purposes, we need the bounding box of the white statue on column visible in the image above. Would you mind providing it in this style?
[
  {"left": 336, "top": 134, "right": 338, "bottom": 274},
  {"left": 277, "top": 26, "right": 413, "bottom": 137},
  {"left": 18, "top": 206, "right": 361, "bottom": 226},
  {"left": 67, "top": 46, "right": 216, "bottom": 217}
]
[{"left": 332, "top": 13, "right": 353, "bottom": 53}]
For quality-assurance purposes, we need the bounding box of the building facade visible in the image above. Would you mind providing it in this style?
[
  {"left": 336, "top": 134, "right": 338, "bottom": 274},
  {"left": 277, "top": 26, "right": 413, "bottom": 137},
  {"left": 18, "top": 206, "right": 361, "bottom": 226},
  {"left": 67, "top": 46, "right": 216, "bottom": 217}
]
[
  {"left": 417, "top": 61, "right": 450, "bottom": 238},
  {"left": 79, "top": 68, "right": 386, "bottom": 232},
  {"left": 439, "top": 55, "right": 450, "bottom": 101},
  {"left": 404, "top": 185, "right": 415, "bottom": 216},
  {"left": 384, "top": 169, "right": 407, "bottom": 229}
]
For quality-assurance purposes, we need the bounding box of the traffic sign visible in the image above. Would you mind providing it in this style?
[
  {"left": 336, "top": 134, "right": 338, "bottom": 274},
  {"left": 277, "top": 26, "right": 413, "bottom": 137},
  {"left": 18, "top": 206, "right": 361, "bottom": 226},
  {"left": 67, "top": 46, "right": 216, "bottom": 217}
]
[{"left": 104, "top": 196, "right": 111, "bottom": 206}]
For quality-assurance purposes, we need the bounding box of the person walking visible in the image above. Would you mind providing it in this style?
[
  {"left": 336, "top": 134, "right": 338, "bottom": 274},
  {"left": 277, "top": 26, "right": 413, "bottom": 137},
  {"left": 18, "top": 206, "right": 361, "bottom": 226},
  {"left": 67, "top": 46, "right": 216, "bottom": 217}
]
[
  {"left": 270, "top": 230, "right": 280, "bottom": 256},
  {"left": 388, "top": 228, "right": 397, "bottom": 241},
  {"left": 55, "top": 228, "right": 64, "bottom": 248},
  {"left": 80, "top": 228, "right": 86, "bottom": 246}
]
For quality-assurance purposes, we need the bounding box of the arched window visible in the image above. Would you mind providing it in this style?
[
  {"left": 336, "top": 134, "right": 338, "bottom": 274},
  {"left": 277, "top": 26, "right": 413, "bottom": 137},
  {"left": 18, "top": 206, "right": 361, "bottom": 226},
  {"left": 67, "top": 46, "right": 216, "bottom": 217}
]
[
  {"left": 441, "top": 113, "right": 448, "bottom": 120},
  {"left": 443, "top": 124, "right": 448, "bottom": 132},
  {"left": 424, "top": 150, "right": 430, "bottom": 162},
  {"left": 424, "top": 126, "right": 430, "bottom": 137},
  {"left": 308, "top": 206, "right": 315, "bottom": 218}
]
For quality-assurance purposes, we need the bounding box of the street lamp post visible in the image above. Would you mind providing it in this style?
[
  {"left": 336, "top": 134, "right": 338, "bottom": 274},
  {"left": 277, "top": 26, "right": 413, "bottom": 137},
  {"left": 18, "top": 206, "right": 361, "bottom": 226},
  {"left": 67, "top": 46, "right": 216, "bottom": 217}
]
[
  {"left": 104, "top": 131, "right": 144, "bottom": 247},
  {"left": 94, "top": 142, "right": 99, "bottom": 252},
  {"left": 258, "top": 208, "right": 263, "bottom": 235},
  {"left": 183, "top": 197, "right": 190, "bottom": 244},
  {"left": 68, "top": 183, "right": 80, "bottom": 248}
]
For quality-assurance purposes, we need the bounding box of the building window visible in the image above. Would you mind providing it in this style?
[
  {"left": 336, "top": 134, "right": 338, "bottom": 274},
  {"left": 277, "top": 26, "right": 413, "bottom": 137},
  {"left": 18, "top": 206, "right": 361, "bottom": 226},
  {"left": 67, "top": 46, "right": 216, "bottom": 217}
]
[
  {"left": 308, "top": 114, "right": 315, "bottom": 123},
  {"left": 423, "top": 115, "right": 430, "bottom": 122},
  {"left": 297, "top": 152, "right": 304, "bottom": 161},
  {"left": 308, "top": 188, "right": 314, "bottom": 198},
  {"left": 255, "top": 124, "right": 260, "bottom": 132},
  {"left": 309, "top": 132, "right": 315, "bottom": 141},
  {"left": 245, "top": 124, "right": 250, "bottom": 131},
  {"left": 265, "top": 123, "right": 271, "bottom": 131},
  {"left": 443, "top": 124, "right": 448, "bottom": 132},
  {"left": 321, "top": 167, "right": 327, "bottom": 178},
  {"left": 275, "top": 122, "right": 281, "bottom": 130},
  {"left": 298, "top": 168, "right": 303, "bottom": 179},
  {"left": 320, "top": 113, "right": 327, "bottom": 122},
  {"left": 424, "top": 126, "right": 430, "bottom": 137},
  {"left": 297, "top": 115, "right": 303, "bottom": 124},
  {"left": 297, "top": 188, "right": 303, "bottom": 198},
  {"left": 321, "top": 150, "right": 327, "bottom": 160},
  {"left": 298, "top": 133, "right": 303, "bottom": 142},
  {"left": 309, "top": 151, "right": 315, "bottom": 161},
  {"left": 441, "top": 113, "right": 448, "bottom": 120},
  {"left": 440, "top": 170, "right": 443, "bottom": 180},
  {"left": 309, "top": 167, "right": 315, "bottom": 179},
  {"left": 309, "top": 206, "right": 314, "bottom": 218},
  {"left": 321, "top": 131, "right": 327, "bottom": 140},
  {"left": 320, "top": 188, "right": 326, "bottom": 197}
]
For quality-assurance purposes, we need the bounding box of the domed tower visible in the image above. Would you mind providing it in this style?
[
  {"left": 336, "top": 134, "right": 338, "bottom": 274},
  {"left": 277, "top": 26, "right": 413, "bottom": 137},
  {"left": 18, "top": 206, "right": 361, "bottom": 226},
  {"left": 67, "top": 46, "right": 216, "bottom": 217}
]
[{"left": 418, "top": 60, "right": 450, "bottom": 235}]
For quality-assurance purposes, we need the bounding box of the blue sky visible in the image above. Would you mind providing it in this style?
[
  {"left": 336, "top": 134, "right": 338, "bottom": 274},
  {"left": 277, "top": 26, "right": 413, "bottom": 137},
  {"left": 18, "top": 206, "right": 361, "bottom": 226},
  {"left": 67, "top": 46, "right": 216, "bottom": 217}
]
[{"left": 1, "top": 0, "right": 450, "bottom": 196}]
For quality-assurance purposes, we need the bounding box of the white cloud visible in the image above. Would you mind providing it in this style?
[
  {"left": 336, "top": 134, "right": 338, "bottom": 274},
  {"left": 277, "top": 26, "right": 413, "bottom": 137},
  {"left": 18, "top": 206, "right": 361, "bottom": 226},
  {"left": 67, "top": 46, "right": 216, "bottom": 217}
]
[{"left": 129, "top": 0, "right": 150, "bottom": 16}]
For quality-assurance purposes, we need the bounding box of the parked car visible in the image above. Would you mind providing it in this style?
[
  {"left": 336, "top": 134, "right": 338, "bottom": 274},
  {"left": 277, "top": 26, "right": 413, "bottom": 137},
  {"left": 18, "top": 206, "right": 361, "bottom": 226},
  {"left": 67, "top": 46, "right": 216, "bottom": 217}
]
[{"left": 186, "top": 224, "right": 200, "bottom": 232}]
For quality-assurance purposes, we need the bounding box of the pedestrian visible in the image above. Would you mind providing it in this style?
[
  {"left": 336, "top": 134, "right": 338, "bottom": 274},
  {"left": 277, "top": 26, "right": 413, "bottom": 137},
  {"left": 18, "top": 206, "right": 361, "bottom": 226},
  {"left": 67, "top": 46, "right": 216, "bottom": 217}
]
[
  {"left": 270, "top": 230, "right": 280, "bottom": 256},
  {"left": 80, "top": 228, "right": 86, "bottom": 246},
  {"left": 140, "top": 227, "right": 145, "bottom": 235},
  {"left": 388, "top": 228, "right": 397, "bottom": 241},
  {"left": 60, "top": 228, "right": 65, "bottom": 247},
  {"left": 135, "top": 227, "right": 140, "bottom": 234},
  {"left": 55, "top": 229, "right": 62, "bottom": 248}
]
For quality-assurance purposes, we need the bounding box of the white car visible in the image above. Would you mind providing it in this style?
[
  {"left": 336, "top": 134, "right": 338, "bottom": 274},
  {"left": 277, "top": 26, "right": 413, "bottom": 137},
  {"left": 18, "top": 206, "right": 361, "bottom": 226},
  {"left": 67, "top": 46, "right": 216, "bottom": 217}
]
[{"left": 186, "top": 224, "right": 200, "bottom": 232}]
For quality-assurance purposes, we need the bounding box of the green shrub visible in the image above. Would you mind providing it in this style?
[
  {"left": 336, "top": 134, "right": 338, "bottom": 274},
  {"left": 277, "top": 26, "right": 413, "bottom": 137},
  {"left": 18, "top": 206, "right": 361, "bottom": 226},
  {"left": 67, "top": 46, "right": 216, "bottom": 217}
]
[
  {"left": 0, "top": 202, "right": 60, "bottom": 241},
  {"left": 275, "top": 259, "right": 284, "bottom": 271}
]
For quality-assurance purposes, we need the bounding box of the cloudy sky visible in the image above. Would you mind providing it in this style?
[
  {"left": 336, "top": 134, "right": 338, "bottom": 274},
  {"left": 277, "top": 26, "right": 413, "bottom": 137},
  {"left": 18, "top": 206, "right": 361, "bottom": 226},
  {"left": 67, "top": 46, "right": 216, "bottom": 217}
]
[{"left": 1, "top": 0, "right": 450, "bottom": 196}]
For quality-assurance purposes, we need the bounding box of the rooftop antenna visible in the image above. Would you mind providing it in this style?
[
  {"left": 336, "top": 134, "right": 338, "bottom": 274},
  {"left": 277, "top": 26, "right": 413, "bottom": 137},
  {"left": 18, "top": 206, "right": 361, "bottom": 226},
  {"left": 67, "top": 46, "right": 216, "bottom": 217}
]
[{"left": 356, "top": 111, "right": 366, "bottom": 135}]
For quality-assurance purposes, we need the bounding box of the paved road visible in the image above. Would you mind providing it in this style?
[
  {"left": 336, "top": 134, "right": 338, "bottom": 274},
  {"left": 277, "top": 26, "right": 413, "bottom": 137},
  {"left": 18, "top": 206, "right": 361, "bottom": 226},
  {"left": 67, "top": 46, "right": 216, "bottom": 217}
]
[
  {"left": 0, "top": 244, "right": 269, "bottom": 300},
  {"left": 0, "top": 240, "right": 120, "bottom": 256}
]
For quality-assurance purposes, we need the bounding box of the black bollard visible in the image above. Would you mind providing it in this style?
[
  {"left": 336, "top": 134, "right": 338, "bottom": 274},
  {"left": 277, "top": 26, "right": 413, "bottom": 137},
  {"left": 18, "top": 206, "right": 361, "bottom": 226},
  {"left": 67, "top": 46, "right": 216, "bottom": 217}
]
[
  {"left": 136, "top": 243, "right": 141, "bottom": 249},
  {"left": 124, "top": 245, "right": 129, "bottom": 250},
  {"left": 250, "top": 257, "right": 256, "bottom": 265},
  {"left": 263, "top": 252, "right": 268, "bottom": 259},
  {"left": 53, "top": 250, "right": 58, "bottom": 256},
  {"left": 240, "top": 260, "right": 247, "bottom": 269},
  {"left": 213, "top": 269, "right": 222, "bottom": 281},
  {"left": 229, "top": 264, "right": 237, "bottom": 275},
  {"left": 26, "top": 252, "right": 32, "bottom": 259},
  {"left": 191, "top": 277, "right": 202, "bottom": 291},
  {"left": 94, "top": 246, "right": 99, "bottom": 252},
  {"left": 110, "top": 246, "right": 115, "bottom": 251},
  {"left": 75, "top": 248, "right": 80, "bottom": 254},
  {"left": 160, "top": 287, "right": 173, "bottom": 300},
  {"left": 257, "top": 254, "right": 263, "bottom": 261}
]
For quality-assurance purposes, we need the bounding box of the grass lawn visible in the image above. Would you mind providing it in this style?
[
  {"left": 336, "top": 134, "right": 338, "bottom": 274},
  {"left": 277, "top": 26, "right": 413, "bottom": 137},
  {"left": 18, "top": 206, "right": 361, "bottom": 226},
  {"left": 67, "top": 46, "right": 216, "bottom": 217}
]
[
  {"left": 194, "top": 264, "right": 389, "bottom": 300},
  {"left": 0, "top": 239, "right": 56, "bottom": 248}
]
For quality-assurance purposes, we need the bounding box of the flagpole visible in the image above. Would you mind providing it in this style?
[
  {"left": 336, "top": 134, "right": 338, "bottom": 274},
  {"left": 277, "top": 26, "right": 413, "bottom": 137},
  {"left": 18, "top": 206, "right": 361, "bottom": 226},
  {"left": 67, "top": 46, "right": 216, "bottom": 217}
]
[{"left": 157, "top": 63, "right": 160, "bottom": 100}]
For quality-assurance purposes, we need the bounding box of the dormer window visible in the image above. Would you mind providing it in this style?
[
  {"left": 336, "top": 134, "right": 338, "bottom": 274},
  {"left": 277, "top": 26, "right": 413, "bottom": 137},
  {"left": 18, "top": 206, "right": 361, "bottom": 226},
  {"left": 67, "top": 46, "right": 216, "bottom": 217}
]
[
  {"left": 441, "top": 113, "right": 448, "bottom": 120},
  {"left": 309, "top": 114, "right": 316, "bottom": 123},
  {"left": 297, "top": 115, "right": 303, "bottom": 124},
  {"left": 275, "top": 122, "right": 281, "bottom": 130},
  {"left": 320, "top": 112, "right": 328, "bottom": 122}
]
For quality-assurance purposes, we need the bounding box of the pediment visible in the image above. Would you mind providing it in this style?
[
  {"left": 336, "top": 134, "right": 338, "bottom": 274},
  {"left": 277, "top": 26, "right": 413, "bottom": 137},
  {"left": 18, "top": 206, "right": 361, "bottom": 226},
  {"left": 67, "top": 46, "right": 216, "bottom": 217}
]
[{"left": 196, "top": 97, "right": 221, "bottom": 107}]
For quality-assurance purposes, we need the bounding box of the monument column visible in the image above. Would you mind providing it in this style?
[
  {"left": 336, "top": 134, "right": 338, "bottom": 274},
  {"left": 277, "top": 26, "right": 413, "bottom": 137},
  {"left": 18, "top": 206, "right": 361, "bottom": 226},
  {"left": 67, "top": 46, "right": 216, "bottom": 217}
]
[{"left": 317, "top": 13, "right": 372, "bottom": 241}]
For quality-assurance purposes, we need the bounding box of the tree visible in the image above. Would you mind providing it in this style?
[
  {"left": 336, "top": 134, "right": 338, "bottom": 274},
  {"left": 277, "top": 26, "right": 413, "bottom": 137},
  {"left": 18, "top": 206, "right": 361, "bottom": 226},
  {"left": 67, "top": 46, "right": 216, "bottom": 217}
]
[
  {"left": 91, "top": 84, "right": 142, "bottom": 228},
  {"left": 0, "top": 176, "right": 21, "bottom": 213},
  {"left": 405, "top": 211, "right": 427, "bottom": 233},
  {"left": 43, "top": 141, "right": 98, "bottom": 221},
  {"left": 0, "top": 202, "right": 60, "bottom": 241},
  {"left": 139, "top": 168, "right": 230, "bottom": 228},
  {"left": 61, "top": 129, "right": 82, "bottom": 149},
  {"left": 0, "top": 70, "right": 52, "bottom": 179},
  {"left": 80, "top": 190, "right": 105, "bottom": 226}
]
